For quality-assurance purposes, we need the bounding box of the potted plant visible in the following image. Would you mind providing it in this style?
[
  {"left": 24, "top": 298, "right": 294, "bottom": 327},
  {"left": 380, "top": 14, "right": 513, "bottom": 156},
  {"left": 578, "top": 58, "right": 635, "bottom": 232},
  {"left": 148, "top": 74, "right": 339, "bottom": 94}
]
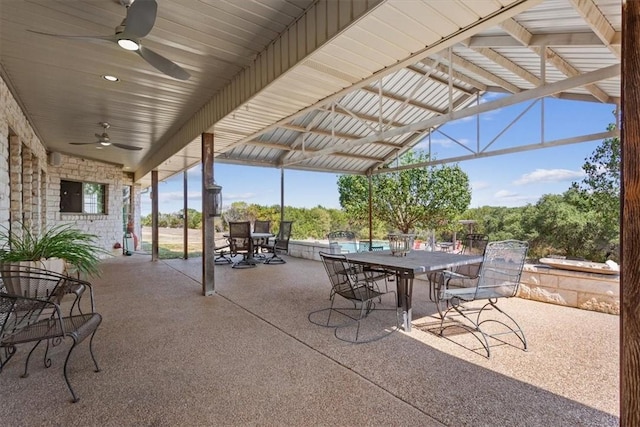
[{"left": 0, "top": 222, "right": 106, "bottom": 278}]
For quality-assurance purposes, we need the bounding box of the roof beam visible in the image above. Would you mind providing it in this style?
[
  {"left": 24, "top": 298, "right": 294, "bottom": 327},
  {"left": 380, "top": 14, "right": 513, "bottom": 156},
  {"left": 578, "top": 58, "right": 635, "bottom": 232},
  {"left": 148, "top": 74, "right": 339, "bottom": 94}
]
[
  {"left": 472, "top": 47, "right": 542, "bottom": 86},
  {"left": 325, "top": 105, "right": 408, "bottom": 129},
  {"left": 406, "top": 65, "right": 476, "bottom": 95},
  {"left": 448, "top": 52, "right": 522, "bottom": 93},
  {"left": 282, "top": 64, "right": 620, "bottom": 165},
  {"left": 420, "top": 57, "right": 488, "bottom": 91},
  {"left": 242, "top": 140, "right": 385, "bottom": 162},
  {"left": 360, "top": 86, "right": 446, "bottom": 115},
  {"left": 500, "top": 18, "right": 612, "bottom": 103},
  {"left": 569, "top": 0, "right": 621, "bottom": 58},
  {"left": 466, "top": 31, "right": 620, "bottom": 48},
  {"left": 375, "top": 130, "right": 618, "bottom": 173},
  {"left": 278, "top": 123, "right": 400, "bottom": 148}
]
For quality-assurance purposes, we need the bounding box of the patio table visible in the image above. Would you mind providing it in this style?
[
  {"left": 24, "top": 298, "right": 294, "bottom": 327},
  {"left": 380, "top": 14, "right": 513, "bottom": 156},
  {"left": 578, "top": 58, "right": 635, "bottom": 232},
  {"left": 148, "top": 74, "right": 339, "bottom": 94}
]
[
  {"left": 223, "top": 232, "right": 275, "bottom": 262},
  {"left": 343, "top": 250, "right": 483, "bottom": 332}
]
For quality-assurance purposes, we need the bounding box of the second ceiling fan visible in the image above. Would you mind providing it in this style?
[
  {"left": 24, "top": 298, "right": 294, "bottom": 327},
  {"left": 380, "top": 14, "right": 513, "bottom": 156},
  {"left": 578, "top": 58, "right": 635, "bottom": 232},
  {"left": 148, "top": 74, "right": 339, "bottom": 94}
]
[{"left": 70, "top": 122, "right": 142, "bottom": 151}]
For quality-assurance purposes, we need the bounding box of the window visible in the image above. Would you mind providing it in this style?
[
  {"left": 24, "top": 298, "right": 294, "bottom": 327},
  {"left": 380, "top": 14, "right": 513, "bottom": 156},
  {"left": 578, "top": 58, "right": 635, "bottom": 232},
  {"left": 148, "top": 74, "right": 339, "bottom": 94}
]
[{"left": 60, "top": 180, "right": 106, "bottom": 214}]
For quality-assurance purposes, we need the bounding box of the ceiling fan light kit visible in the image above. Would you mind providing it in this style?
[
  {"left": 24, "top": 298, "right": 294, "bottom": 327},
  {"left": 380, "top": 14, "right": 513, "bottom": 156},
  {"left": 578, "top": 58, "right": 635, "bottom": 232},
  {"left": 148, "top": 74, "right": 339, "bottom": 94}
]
[
  {"left": 28, "top": 0, "right": 190, "bottom": 80},
  {"left": 69, "top": 122, "right": 142, "bottom": 151},
  {"left": 117, "top": 38, "right": 139, "bottom": 51}
]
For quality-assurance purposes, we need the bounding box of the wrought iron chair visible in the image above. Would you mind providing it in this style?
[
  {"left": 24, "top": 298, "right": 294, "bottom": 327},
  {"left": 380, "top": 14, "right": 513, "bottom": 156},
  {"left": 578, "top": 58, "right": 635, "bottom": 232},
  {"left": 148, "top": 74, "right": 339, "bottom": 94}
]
[
  {"left": 327, "top": 230, "right": 356, "bottom": 254},
  {"left": 357, "top": 241, "right": 394, "bottom": 290},
  {"left": 263, "top": 221, "right": 293, "bottom": 265},
  {"left": 429, "top": 233, "right": 489, "bottom": 303},
  {"left": 227, "top": 221, "right": 256, "bottom": 269},
  {"left": 308, "top": 252, "right": 398, "bottom": 343},
  {"left": 433, "top": 240, "right": 529, "bottom": 357},
  {"left": 0, "top": 266, "right": 102, "bottom": 402}
]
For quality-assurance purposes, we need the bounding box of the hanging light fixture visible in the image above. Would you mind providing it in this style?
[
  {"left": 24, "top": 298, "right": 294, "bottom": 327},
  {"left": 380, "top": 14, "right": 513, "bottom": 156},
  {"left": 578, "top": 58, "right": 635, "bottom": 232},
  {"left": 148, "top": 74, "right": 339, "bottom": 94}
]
[{"left": 205, "top": 182, "right": 223, "bottom": 217}]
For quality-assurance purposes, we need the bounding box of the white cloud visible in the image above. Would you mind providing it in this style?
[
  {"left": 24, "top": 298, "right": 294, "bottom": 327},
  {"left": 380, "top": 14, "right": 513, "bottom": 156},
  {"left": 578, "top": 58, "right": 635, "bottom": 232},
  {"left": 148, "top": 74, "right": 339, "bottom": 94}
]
[
  {"left": 494, "top": 190, "right": 519, "bottom": 199},
  {"left": 513, "top": 168, "right": 585, "bottom": 185},
  {"left": 158, "top": 191, "right": 202, "bottom": 202}
]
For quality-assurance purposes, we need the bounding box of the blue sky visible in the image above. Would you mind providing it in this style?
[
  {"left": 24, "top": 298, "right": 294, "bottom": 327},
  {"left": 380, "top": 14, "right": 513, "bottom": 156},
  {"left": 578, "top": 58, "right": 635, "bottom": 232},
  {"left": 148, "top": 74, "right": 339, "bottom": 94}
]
[{"left": 141, "top": 96, "right": 616, "bottom": 216}]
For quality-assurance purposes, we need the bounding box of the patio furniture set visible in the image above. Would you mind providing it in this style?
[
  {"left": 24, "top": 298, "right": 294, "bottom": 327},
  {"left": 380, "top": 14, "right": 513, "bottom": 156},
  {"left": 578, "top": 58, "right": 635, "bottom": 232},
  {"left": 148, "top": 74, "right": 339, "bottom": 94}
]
[
  {"left": 215, "top": 220, "right": 293, "bottom": 268},
  {"left": 309, "top": 233, "right": 530, "bottom": 357}
]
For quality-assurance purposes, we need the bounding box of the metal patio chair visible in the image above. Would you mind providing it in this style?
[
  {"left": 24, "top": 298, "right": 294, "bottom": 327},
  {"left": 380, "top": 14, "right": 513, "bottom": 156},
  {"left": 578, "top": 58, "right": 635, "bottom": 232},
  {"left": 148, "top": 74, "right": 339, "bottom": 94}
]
[
  {"left": 308, "top": 252, "right": 398, "bottom": 343},
  {"left": 228, "top": 221, "right": 256, "bottom": 269},
  {"left": 263, "top": 221, "right": 293, "bottom": 265},
  {"left": 0, "top": 266, "right": 102, "bottom": 402},
  {"left": 327, "top": 231, "right": 357, "bottom": 254},
  {"left": 433, "top": 240, "right": 529, "bottom": 357},
  {"left": 252, "top": 219, "right": 272, "bottom": 258},
  {"left": 429, "top": 233, "right": 489, "bottom": 304},
  {"left": 357, "top": 241, "right": 394, "bottom": 290}
]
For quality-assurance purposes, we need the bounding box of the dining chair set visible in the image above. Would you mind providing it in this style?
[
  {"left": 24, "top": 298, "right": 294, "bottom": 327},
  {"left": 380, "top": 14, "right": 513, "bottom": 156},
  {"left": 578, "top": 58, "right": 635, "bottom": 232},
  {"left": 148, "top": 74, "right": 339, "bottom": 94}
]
[
  {"left": 217, "top": 220, "right": 293, "bottom": 269},
  {"left": 310, "top": 232, "right": 530, "bottom": 357}
]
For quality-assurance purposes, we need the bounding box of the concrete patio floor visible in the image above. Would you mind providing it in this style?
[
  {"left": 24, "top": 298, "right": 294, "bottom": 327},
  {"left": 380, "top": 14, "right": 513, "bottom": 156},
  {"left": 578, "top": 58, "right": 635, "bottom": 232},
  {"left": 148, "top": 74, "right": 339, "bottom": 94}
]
[{"left": 0, "top": 254, "right": 619, "bottom": 426}]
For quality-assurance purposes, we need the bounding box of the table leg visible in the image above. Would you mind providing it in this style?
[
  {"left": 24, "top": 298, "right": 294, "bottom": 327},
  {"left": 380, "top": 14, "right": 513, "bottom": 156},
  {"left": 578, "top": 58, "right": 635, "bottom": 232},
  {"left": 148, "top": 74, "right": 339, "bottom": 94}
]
[{"left": 396, "top": 272, "right": 413, "bottom": 332}]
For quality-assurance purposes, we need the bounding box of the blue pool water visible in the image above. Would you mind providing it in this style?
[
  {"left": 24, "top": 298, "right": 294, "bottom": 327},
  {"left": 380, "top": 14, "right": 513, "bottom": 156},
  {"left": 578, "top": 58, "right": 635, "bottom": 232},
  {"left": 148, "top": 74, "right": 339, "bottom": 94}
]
[{"left": 338, "top": 241, "right": 390, "bottom": 253}]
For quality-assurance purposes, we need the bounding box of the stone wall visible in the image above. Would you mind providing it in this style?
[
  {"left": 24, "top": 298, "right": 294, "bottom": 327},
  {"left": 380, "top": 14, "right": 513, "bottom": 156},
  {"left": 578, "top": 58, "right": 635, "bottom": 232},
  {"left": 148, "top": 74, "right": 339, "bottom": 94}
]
[
  {"left": 519, "top": 264, "right": 619, "bottom": 315},
  {"left": 288, "top": 240, "right": 620, "bottom": 315},
  {"left": 47, "top": 153, "right": 135, "bottom": 252}
]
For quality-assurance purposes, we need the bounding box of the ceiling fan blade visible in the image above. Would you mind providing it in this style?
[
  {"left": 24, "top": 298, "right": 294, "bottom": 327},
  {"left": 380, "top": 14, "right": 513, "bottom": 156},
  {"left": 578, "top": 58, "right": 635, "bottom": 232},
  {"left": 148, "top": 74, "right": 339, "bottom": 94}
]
[
  {"left": 138, "top": 45, "right": 190, "bottom": 80},
  {"left": 27, "top": 30, "right": 116, "bottom": 44},
  {"left": 124, "top": 0, "right": 158, "bottom": 38},
  {"left": 111, "top": 143, "right": 143, "bottom": 151},
  {"left": 70, "top": 142, "right": 100, "bottom": 146}
]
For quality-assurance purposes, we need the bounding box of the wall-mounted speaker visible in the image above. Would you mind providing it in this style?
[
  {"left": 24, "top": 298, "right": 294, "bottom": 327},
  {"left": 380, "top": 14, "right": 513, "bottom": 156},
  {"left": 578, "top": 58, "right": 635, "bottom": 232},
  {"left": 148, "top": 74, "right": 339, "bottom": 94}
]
[{"left": 48, "top": 152, "right": 62, "bottom": 167}]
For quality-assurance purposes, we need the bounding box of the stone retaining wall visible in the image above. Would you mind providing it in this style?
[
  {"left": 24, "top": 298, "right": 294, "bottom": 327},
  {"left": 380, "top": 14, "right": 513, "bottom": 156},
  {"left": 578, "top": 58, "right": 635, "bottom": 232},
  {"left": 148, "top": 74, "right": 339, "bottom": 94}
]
[{"left": 288, "top": 240, "right": 620, "bottom": 315}]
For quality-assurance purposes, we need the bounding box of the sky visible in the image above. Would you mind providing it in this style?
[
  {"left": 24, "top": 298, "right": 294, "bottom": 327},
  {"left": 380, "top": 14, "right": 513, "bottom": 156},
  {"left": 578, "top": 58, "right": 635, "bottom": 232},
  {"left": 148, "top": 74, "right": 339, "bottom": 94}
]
[{"left": 140, "top": 95, "right": 616, "bottom": 216}]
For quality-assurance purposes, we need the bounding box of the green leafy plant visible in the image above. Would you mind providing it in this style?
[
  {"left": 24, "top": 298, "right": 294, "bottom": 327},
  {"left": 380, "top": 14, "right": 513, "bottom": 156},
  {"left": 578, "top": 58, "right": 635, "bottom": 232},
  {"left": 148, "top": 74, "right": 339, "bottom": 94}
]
[{"left": 0, "top": 223, "right": 107, "bottom": 276}]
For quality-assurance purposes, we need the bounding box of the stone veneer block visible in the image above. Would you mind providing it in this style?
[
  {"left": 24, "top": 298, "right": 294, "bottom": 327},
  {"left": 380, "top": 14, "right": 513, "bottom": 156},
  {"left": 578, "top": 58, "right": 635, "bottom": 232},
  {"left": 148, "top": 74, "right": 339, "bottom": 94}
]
[{"left": 557, "top": 275, "right": 619, "bottom": 296}]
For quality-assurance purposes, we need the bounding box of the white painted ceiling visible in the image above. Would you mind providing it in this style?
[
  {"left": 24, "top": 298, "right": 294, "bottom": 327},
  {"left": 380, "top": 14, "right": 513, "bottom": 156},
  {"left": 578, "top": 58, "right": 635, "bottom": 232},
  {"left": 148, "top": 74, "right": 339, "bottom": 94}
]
[{"left": 0, "top": 0, "right": 621, "bottom": 188}]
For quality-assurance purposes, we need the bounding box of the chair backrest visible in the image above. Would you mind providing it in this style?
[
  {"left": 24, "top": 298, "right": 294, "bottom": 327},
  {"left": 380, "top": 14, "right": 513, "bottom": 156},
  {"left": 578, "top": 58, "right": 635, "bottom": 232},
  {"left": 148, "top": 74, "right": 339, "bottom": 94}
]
[
  {"left": 274, "top": 221, "right": 293, "bottom": 251},
  {"left": 319, "top": 252, "right": 363, "bottom": 300},
  {"left": 228, "top": 221, "right": 252, "bottom": 253},
  {"left": 327, "top": 231, "right": 356, "bottom": 242},
  {"left": 253, "top": 220, "right": 271, "bottom": 234},
  {"left": 475, "top": 240, "right": 529, "bottom": 299},
  {"left": 461, "top": 233, "right": 489, "bottom": 255}
]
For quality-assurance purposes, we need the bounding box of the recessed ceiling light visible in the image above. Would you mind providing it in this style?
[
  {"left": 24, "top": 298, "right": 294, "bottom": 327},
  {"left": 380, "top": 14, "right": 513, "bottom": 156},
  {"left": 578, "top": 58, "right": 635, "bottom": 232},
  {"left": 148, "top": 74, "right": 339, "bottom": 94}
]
[{"left": 102, "top": 75, "right": 119, "bottom": 82}]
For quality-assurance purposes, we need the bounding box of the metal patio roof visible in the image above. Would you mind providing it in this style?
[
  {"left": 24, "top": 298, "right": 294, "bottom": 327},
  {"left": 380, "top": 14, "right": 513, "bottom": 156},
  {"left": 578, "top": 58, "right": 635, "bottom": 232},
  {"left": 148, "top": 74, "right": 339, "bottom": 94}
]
[{"left": 0, "top": 0, "right": 621, "bottom": 188}]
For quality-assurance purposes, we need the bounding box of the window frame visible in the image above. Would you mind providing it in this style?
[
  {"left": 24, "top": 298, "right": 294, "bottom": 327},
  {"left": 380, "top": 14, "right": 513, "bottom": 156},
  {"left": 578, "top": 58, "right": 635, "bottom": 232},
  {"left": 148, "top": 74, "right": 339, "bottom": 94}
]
[{"left": 60, "top": 179, "right": 107, "bottom": 214}]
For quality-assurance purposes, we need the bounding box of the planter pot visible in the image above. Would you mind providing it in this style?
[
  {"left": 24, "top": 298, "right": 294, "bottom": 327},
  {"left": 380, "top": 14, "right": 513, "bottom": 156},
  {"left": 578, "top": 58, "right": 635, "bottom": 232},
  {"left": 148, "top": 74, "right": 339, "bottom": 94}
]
[{"left": 0, "top": 258, "right": 65, "bottom": 297}]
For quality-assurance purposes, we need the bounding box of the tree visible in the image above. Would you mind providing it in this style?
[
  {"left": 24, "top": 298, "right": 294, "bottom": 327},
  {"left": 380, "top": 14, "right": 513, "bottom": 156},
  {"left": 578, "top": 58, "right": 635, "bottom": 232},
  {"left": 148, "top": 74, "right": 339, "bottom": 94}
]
[
  {"left": 571, "top": 123, "right": 620, "bottom": 258},
  {"left": 337, "top": 151, "right": 471, "bottom": 234}
]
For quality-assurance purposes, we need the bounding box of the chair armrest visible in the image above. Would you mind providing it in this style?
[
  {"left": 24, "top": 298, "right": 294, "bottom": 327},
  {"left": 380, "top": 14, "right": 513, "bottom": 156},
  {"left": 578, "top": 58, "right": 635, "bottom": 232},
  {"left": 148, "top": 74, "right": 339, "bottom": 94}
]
[{"left": 0, "top": 292, "right": 66, "bottom": 343}]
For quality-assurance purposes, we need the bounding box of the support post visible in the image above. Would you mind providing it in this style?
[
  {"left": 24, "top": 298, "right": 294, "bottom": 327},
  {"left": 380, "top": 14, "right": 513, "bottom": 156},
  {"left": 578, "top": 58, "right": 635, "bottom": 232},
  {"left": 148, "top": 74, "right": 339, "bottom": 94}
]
[
  {"left": 368, "top": 174, "right": 373, "bottom": 247},
  {"left": 280, "top": 168, "right": 285, "bottom": 223},
  {"left": 621, "top": 1, "right": 640, "bottom": 424},
  {"left": 183, "top": 169, "right": 188, "bottom": 260},
  {"left": 151, "top": 170, "right": 159, "bottom": 262},
  {"left": 202, "top": 133, "right": 216, "bottom": 296}
]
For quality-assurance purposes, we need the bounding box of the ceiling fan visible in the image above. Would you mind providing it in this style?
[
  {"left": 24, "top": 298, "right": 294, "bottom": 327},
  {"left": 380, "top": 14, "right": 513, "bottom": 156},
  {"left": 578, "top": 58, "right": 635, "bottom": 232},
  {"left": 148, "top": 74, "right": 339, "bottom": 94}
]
[
  {"left": 70, "top": 122, "right": 143, "bottom": 151},
  {"left": 28, "top": 0, "right": 190, "bottom": 80}
]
